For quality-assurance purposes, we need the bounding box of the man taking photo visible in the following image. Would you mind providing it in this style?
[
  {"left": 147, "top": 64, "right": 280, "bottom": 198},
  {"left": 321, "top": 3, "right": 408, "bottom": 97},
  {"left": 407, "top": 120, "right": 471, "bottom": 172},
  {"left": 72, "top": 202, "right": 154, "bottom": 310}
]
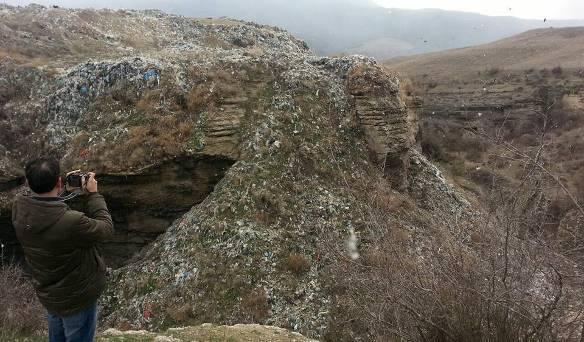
[{"left": 12, "top": 157, "right": 113, "bottom": 342}]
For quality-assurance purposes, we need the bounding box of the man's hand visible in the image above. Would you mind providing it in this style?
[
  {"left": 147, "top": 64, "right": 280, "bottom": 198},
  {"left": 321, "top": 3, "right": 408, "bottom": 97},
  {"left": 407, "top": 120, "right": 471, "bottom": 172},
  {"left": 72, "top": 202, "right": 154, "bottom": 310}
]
[{"left": 84, "top": 172, "right": 98, "bottom": 193}]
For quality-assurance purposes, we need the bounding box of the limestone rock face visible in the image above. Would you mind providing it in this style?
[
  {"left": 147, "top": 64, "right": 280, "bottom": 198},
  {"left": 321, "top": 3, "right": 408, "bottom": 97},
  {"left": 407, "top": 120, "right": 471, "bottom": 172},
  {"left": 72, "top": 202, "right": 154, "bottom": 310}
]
[
  {"left": 0, "top": 4, "right": 418, "bottom": 338},
  {"left": 347, "top": 64, "right": 415, "bottom": 188}
]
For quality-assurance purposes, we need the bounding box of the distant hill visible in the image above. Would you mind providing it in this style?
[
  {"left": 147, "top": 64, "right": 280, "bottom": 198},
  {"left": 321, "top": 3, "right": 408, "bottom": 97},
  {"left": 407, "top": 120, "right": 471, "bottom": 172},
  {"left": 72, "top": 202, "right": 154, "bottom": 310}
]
[
  {"left": 344, "top": 9, "right": 584, "bottom": 59},
  {"left": 385, "top": 27, "right": 584, "bottom": 77},
  {"left": 10, "top": 0, "right": 584, "bottom": 59},
  {"left": 159, "top": 1, "right": 584, "bottom": 59}
]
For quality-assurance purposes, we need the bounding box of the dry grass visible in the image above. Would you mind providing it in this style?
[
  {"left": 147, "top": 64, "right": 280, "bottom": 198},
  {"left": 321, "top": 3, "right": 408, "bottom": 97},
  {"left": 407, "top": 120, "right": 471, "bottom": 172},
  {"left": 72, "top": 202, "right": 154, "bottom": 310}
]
[
  {"left": 241, "top": 288, "right": 270, "bottom": 323},
  {"left": 552, "top": 66, "right": 563, "bottom": 77},
  {"left": 283, "top": 253, "right": 310, "bottom": 276},
  {"left": 186, "top": 68, "right": 241, "bottom": 112},
  {"left": 186, "top": 85, "right": 216, "bottom": 113},
  {"left": 120, "top": 117, "right": 193, "bottom": 165},
  {"left": 68, "top": 65, "right": 249, "bottom": 171},
  {"left": 324, "top": 169, "right": 584, "bottom": 341},
  {"left": 99, "top": 323, "right": 316, "bottom": 341},
  {"left": 135, "top": 90, "right": 162, "bottom": 113},
  {"left": 385, "top": 27, "right": 584, "bottom": 78},
  {"left": 0, "top": 265, "right": 46, "bottom": 339},
  {"left": 202, "top": 34, "right": 231, "bottom": 49}
]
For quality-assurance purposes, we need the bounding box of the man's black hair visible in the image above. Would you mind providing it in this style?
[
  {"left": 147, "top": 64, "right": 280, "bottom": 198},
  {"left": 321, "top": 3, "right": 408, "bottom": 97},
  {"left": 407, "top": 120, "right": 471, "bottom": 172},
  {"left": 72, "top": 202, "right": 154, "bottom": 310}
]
[{"left": 25, "top": 157, "right": 60, "bottom": 194}]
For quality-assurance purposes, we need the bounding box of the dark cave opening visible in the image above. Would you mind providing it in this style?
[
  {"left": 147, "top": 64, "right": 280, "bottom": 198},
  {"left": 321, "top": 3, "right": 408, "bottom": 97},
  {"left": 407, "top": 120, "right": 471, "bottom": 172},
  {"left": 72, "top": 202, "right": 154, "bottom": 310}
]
[{"left": 0, "top": 156, "right": 235, "bottom": 268}]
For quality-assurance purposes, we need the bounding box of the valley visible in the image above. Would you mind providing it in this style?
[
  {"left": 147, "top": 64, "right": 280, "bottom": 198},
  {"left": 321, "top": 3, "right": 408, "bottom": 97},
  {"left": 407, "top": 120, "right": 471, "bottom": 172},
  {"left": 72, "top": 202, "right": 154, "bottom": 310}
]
[{"left": 386, "top": 27, "right": 584, "bottom": 231}]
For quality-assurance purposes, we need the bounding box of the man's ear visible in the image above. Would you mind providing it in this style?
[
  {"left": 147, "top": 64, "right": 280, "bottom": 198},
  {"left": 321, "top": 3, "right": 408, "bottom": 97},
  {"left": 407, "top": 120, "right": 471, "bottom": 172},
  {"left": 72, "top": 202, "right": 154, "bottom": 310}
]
[{"left": 56, "top": 176, "right": 63, "bottom": 191}]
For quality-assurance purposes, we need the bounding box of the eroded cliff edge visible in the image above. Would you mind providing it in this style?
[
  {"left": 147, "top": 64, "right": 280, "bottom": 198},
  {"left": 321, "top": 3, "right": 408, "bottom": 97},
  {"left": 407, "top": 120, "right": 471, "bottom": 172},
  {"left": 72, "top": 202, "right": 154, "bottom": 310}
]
[{"left": 0, "top": 4, "right": 428, "bottom": 338}]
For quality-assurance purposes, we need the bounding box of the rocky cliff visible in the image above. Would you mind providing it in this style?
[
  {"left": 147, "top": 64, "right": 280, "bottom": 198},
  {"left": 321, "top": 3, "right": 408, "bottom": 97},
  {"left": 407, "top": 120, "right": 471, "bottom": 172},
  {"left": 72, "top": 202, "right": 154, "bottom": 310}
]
[
  {"left": 0, "top": 4, "right": 412, "bottom": 265},
  {"left": 0, "top": 4, "right": 422, "bottom": 337}
]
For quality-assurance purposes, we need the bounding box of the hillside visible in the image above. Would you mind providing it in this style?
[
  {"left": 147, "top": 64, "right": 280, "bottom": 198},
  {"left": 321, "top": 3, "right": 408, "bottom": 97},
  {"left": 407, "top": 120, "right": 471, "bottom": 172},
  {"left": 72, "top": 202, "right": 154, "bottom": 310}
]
[
  {"left": 1, "top": 4, "right": 583, "bottom": 341},
  {"left": 386, "top": 27, "right": 584, "bottom": 77},
  {"left": 344, "top": 9, "right": 584, "bottom": 59},
  {"left": 385, "top": 27, "right": 584, "bottom": 233}
]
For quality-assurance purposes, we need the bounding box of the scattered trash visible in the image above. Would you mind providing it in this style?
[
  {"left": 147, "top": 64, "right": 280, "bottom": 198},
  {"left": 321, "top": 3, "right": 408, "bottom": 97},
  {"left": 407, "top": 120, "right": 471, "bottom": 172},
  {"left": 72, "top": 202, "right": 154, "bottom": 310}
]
[{"left": 143, "top": 69, "right": 159, "bottom": 81}]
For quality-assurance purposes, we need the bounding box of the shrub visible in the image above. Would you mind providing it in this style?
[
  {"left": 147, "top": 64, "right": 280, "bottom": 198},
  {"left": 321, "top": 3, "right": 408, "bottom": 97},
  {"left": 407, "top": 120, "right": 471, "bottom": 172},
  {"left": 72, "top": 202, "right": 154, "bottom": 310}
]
[
  {"left": 324, "top": 169, "right": 582, "bottom": 341},
  {"left": 551, "top": 66, "right": 563, "bottom": 77},
  {"left": 463, "top": 136, "right": 487, "bottom": 162},
  {"left": 486, "top": 67, "right": 500, "bottom": 76},
  {"left": 449, "top": 158, "right": 466, "bottom": 177},
  {"left": 420, "top": 131, "right": 446, "bottom": 162},
  {"left": 241, "top": 288, "right": 270, "bottom": 322},
  {"left": 0, "top": 265, "right": 45, "bottom": 339},
  {"left": 426, "top": 81, "right": 438, "bottom": 89},
  {"left": 400, "top": 78, "right": 415, "bottom": 97},
  {"left": 444, "top": 133, "right": 486, "bottom": 154},
  {"left": 573, "top": 170, "right": 584, "bottom": 203},
  {"left": 283, "top": 253, "right": 310, "bottom": 276},
  {"left": 468, "top": 167, "right": 500, "bottom": 189}
]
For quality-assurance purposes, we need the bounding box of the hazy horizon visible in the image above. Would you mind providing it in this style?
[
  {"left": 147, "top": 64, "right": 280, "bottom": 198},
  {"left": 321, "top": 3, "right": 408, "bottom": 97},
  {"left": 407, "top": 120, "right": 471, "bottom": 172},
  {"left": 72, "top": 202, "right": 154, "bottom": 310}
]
[
  {"left": 3, "top": 0, "right": 584, "bottom": 21},
  {"left": 3, "top": 0, "right": 584, "bottom": 59},
  {"left": 375, "top": 0, "right": 584, "bottom": 21}
]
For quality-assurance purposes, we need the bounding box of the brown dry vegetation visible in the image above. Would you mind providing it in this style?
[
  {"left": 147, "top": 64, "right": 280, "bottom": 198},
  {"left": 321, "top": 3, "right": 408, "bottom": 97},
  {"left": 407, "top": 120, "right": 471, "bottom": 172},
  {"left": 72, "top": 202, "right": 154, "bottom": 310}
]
[
  {"left": 385, "top": 27, "right": 584, "bottom": 78},
  {"left": 0, "top": 265, "right": 46, "bottom": 340},
  {"left": 324, "top": 163, "right": 584, "bottom": 341},
  {"left": 241, "top": 288, "right": 270, "bottom": 323},
  {"left": 73, "top": 67, "right": 245, "bottom": 171},
  {"left": 283, "top": 253, "right": 310, "bottom": 276},
  {"left": 183, "top": 68, "right": 243, "bottom": 113},
  {"left": 386, "top": 27, "right": 584, "bottom": 222}
]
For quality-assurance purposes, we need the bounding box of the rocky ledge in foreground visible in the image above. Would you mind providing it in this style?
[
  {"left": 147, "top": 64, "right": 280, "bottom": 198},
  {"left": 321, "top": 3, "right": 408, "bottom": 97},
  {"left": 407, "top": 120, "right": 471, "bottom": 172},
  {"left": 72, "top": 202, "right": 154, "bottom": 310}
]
[{"left": 99, "top": 324, "right": 316, "bottom": 342}]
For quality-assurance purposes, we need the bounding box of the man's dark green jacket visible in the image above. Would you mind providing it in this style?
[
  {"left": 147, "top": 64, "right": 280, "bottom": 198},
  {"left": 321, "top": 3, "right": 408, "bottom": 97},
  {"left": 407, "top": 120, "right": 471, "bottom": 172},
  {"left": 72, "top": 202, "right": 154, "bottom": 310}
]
[{"left": 12, "top": 192, "right": 113, "bottom": 316}]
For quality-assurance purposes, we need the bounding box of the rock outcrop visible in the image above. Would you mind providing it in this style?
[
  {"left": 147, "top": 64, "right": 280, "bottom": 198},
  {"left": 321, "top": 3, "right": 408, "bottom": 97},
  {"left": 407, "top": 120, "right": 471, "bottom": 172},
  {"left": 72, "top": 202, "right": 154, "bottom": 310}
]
[
  {"left": 347, "top": 64, "right": 415, "bottom": 189},
  {"left": 99, "top": 324, "right": 317, "bottom": 342},
  {"left": 0, "top": 4, "right": 416, "bottom": 267},
  {"left": 0, "top": 4, "right": 422, "bottom": 338}
]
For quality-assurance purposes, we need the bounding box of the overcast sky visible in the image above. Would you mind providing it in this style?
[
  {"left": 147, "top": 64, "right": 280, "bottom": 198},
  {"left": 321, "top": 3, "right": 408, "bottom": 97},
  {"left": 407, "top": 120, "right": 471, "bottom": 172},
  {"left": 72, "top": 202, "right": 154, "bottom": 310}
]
[
  {"left": 373, "top": 0, "right": 584, "bottom": 20},
  {"left": 3, "top": 0, "right": 584, "bottom": 20}
]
